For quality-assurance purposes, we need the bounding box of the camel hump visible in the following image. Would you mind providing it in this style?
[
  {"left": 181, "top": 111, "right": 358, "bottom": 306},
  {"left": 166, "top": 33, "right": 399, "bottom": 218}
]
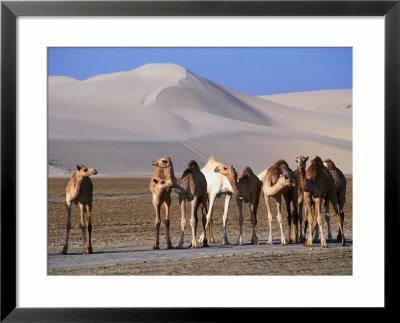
[
  {"left": 187, "top": 160, "right": 200, "bottom": 170},
  {"left": 181, "top": 168, "right": 193, "bottom": 178},
  {"left": 323, "top": 158, "right": 336, "bottom": 168},
  {"left": 273, "top": 159, "right": 289, "bottom": 168},
  {"left": 240, "top": 166, "right": 255, "bottom": 178},
  {"left": 311, "top": 156, "right": 324, "bottom": 165}
]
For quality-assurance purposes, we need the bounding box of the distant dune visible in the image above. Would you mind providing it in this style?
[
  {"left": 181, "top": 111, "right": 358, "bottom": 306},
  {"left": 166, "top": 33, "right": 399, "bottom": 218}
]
[
  {"left": 259, "top": 89, "right": 352, "bottom": 114},
  {"left": 48, "top": 63, "right": 352, "bottom": 176}
]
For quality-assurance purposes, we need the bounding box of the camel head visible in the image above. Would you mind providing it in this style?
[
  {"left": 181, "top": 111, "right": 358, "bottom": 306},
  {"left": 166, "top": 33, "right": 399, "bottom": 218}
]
[
  {"left": 75, "top": 164, "right": 97, "bottom": 177},
  {"left": 278, "top": 174, "right": 296, "bottom": 187},
  {"left": 295, "top": 156, "right": 309, "bottom": 169},
  {"left": 152, "top": 156, "right": 172, "bottom": 168},
  {"left": 152, "top": 178, "right": 174, "bottom": 189},
  {"left": 214, "top": 164, "right": 235, "bottom": 177}
]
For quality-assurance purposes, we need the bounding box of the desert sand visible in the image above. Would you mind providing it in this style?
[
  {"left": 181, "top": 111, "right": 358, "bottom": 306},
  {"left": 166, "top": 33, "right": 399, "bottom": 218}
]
[{"left": 48, "top": 176, "right": 352, "bottom": 275}]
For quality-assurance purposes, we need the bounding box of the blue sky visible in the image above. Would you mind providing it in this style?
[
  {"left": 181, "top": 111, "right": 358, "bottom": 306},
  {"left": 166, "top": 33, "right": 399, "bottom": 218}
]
[{"left": 48, "top": 47, "right": 352, "bottom": 96}]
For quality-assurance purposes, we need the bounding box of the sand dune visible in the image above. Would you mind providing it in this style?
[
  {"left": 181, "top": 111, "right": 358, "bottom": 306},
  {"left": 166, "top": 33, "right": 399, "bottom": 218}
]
[
  {"left": 48, "top": 63, "right": 352, "bottom": 175},
  {"left": 259, "top": 89, "right": 352, "bottom": 114}
]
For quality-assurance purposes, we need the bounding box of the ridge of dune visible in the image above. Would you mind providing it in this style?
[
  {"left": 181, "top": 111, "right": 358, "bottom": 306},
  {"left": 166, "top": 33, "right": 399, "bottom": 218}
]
[
  {"left": 48, "top": 76, "right": 79, "bottom": 86},
  {"left": 259, "top": 89, "right": 352, "bottom": 114},
  {"left": 82, "top": 63, "right": 187, "bottom": 84},
  {"left": 49, "top": 63, "right": 189, "bottom": 107}
]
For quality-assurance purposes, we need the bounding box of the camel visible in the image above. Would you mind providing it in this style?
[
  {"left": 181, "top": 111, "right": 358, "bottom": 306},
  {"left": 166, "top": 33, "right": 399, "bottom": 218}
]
[
  {"left": 177, "top": 160, "right": 209, "bottom": 249},
  {"left": 261, "top": 160, "right": 300, "bottom": 245},
  {"left": 149, "top": 156, "right": 182, "bottom": 249},
  {"left": 323, "top": 159, "right": 347, "bottom": 245},
  {"left": 61, "top": 164, "right": 98, "bottom": 255},
  {"left": 198, "top": 156, "right": 234, "bottom": 245},
  {"left": 293, "top": 168, "right": 314, "bottom": 242},
  {"left": 295, "top": 156, "right": 345, "bottom": 247},
  {"left": 214, "top": 164, "right": 261, "bottom": 245}
]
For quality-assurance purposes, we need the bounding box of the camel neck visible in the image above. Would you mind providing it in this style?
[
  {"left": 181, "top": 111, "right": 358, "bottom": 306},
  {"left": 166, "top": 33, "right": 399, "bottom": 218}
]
[
  {"left": 68, "top": 173, "right": 84, "bottom": 200},
  {"left": 297, "top": 166, "right": 309, "bottom": 192},
  {"left": 227, "top": 171, "right": 240, "bottom": 196},
  {"left": 154, "top": 165, "right": 177, "bottom": 182},
  {"left": 264, "top": 180, "right": 285, "bottom": 196}
]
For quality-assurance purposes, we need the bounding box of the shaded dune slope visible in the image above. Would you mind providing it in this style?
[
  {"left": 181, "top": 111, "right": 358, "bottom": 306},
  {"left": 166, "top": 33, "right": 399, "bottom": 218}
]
[{"left": 49, "top": 63, "right": 352, "bottom": 175}]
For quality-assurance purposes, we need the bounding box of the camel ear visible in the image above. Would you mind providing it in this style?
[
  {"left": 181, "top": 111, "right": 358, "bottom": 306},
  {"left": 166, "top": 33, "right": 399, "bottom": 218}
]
[
  {"left": 168, "top": 156, "right": 172, "bottom": 161},
  {"left": 305, "top": 156, "right": 309, "bottom": 161},
  {"left": 76, "top": 165, "right": 81, "bottom": 171},
  {"left": 232, "top": 165, "right": 235, "bottom": 170},
  {"left": 153, "top": 178, "right": 159, "bottom": 184}
]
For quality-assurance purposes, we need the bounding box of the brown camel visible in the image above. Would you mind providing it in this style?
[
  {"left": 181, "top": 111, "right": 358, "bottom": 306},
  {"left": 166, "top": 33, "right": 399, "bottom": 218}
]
[
  {"left": 177, "top": 160, "right": 208, "bottom": 249},
  {"left": 214, "top": 164, "right": 261, "bottom": 245},
  {"left": 295, "top": 156, "right": 345, "bottom": 247},
  {"left": 323, "top": 159, "right": 347, "bottom": 245},
  {"left": 61, "top": 164, "right": 98, "bottom": 255},
  {"left": 262, "top": 160, "right": 300, "bottom": 245},
  {"left": 149, "top": 156, "right": 182, "bottom": 249}
]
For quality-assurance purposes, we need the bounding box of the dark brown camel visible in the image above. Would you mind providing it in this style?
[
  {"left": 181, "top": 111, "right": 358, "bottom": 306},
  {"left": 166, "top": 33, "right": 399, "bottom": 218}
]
[
  {"left": 295, "top": 156, "right": 345, "bottom": 247},
  {"left": 177, "top": 160, "right": 209, "bottom": 248}
]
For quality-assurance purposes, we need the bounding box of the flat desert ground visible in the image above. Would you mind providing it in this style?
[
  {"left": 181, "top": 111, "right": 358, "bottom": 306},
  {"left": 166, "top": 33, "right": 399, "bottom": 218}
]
[{"left": 48, "top": 176, "right": 352, "bottom": 275}]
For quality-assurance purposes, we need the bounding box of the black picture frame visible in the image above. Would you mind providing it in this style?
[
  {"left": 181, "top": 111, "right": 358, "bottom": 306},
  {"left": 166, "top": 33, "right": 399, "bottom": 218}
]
[{"left": 1, "top": 0, "right": 398, "bottom": 321}]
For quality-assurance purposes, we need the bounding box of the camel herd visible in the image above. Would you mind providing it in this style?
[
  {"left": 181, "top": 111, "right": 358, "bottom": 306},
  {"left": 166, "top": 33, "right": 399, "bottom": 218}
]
[{"left": 60, "top": 156, "right": 348, "bottom": 255}]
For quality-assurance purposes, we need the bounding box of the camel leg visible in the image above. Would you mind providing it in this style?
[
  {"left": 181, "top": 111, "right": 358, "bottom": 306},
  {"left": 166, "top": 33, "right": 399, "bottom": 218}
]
[
  {"left": 336, "top": 210, "right": 346, "bottom": 243},
  {"left": 152, "top": 198, "right": 162, "bottom": 249},
  {"left": 297, "top": 199, "right": 305, "bottom": 243},
  {"left": 331, "top": 192, "right": 347, "bottom": 247},
  {"left": 236, "top": 198, "right": 244, "bottom": 246},
  {"left": 249, "top": 200, "right": 259, "bottom": 245},
  {"left": 311, "top": 199, "right": 321, "bottom": 241},
  {"left": 178, "top": 196, "right": 186, "bottom": 249},
  {"left": 200, "top": 192, "right": 215, "bottom": 244},
  {"left": 285, "top": 194, "right": 297, "bottom": 244},
  {"left": 79, "top": 202, "right": 89, "bottom": 254},
  {"left": 163, "top": 196, "right": 174, "bottom": 249},
  {"left": 265, "top": 195, "right": 274, "bottom": 245},
  {"left": 208, "top": 217, "right": 214, "bottom": 243},
  {"left": 335, "top": 213, "right": 347, "bottom": 246},
  {"left": 189, "top": 197, "right": 199, "bottom": 248},
  {"left": 61, "top": 201, "right": 72, "bottom": 255},
  {"left": 222, "top": 193, "right": 232, "bottom": 245},
  {"left": 291, "top": 188, "right": 300, "bottom": 243},
  {"left": 314, "top": 198, "right": 327, "bottom": 248},
  {"left": 304, "top": 192, "right": 314, "bottom": 247},
  {"left": 336, "top": 192, "right": 346, "bottom": 243},
  {"left": 324, "top": 195, "right": 332, "bottom": 240},
  {"left": 200, "top": 195, "right": 209, "bottom": 247},
  {"left": 86, "top": 204, "right": 93, "bottom": 254},
  {"left": 275, "top": 195, "right": 287, "bottom": 245},
  {"left": 284, "top": 195, "right": 293, "bottom": 244}
]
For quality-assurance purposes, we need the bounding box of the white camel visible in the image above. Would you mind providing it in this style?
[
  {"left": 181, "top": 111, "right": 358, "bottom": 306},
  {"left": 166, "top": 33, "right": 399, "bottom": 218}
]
[{"left": 198, "top": 156, "right": 234, "bottom": 245}]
